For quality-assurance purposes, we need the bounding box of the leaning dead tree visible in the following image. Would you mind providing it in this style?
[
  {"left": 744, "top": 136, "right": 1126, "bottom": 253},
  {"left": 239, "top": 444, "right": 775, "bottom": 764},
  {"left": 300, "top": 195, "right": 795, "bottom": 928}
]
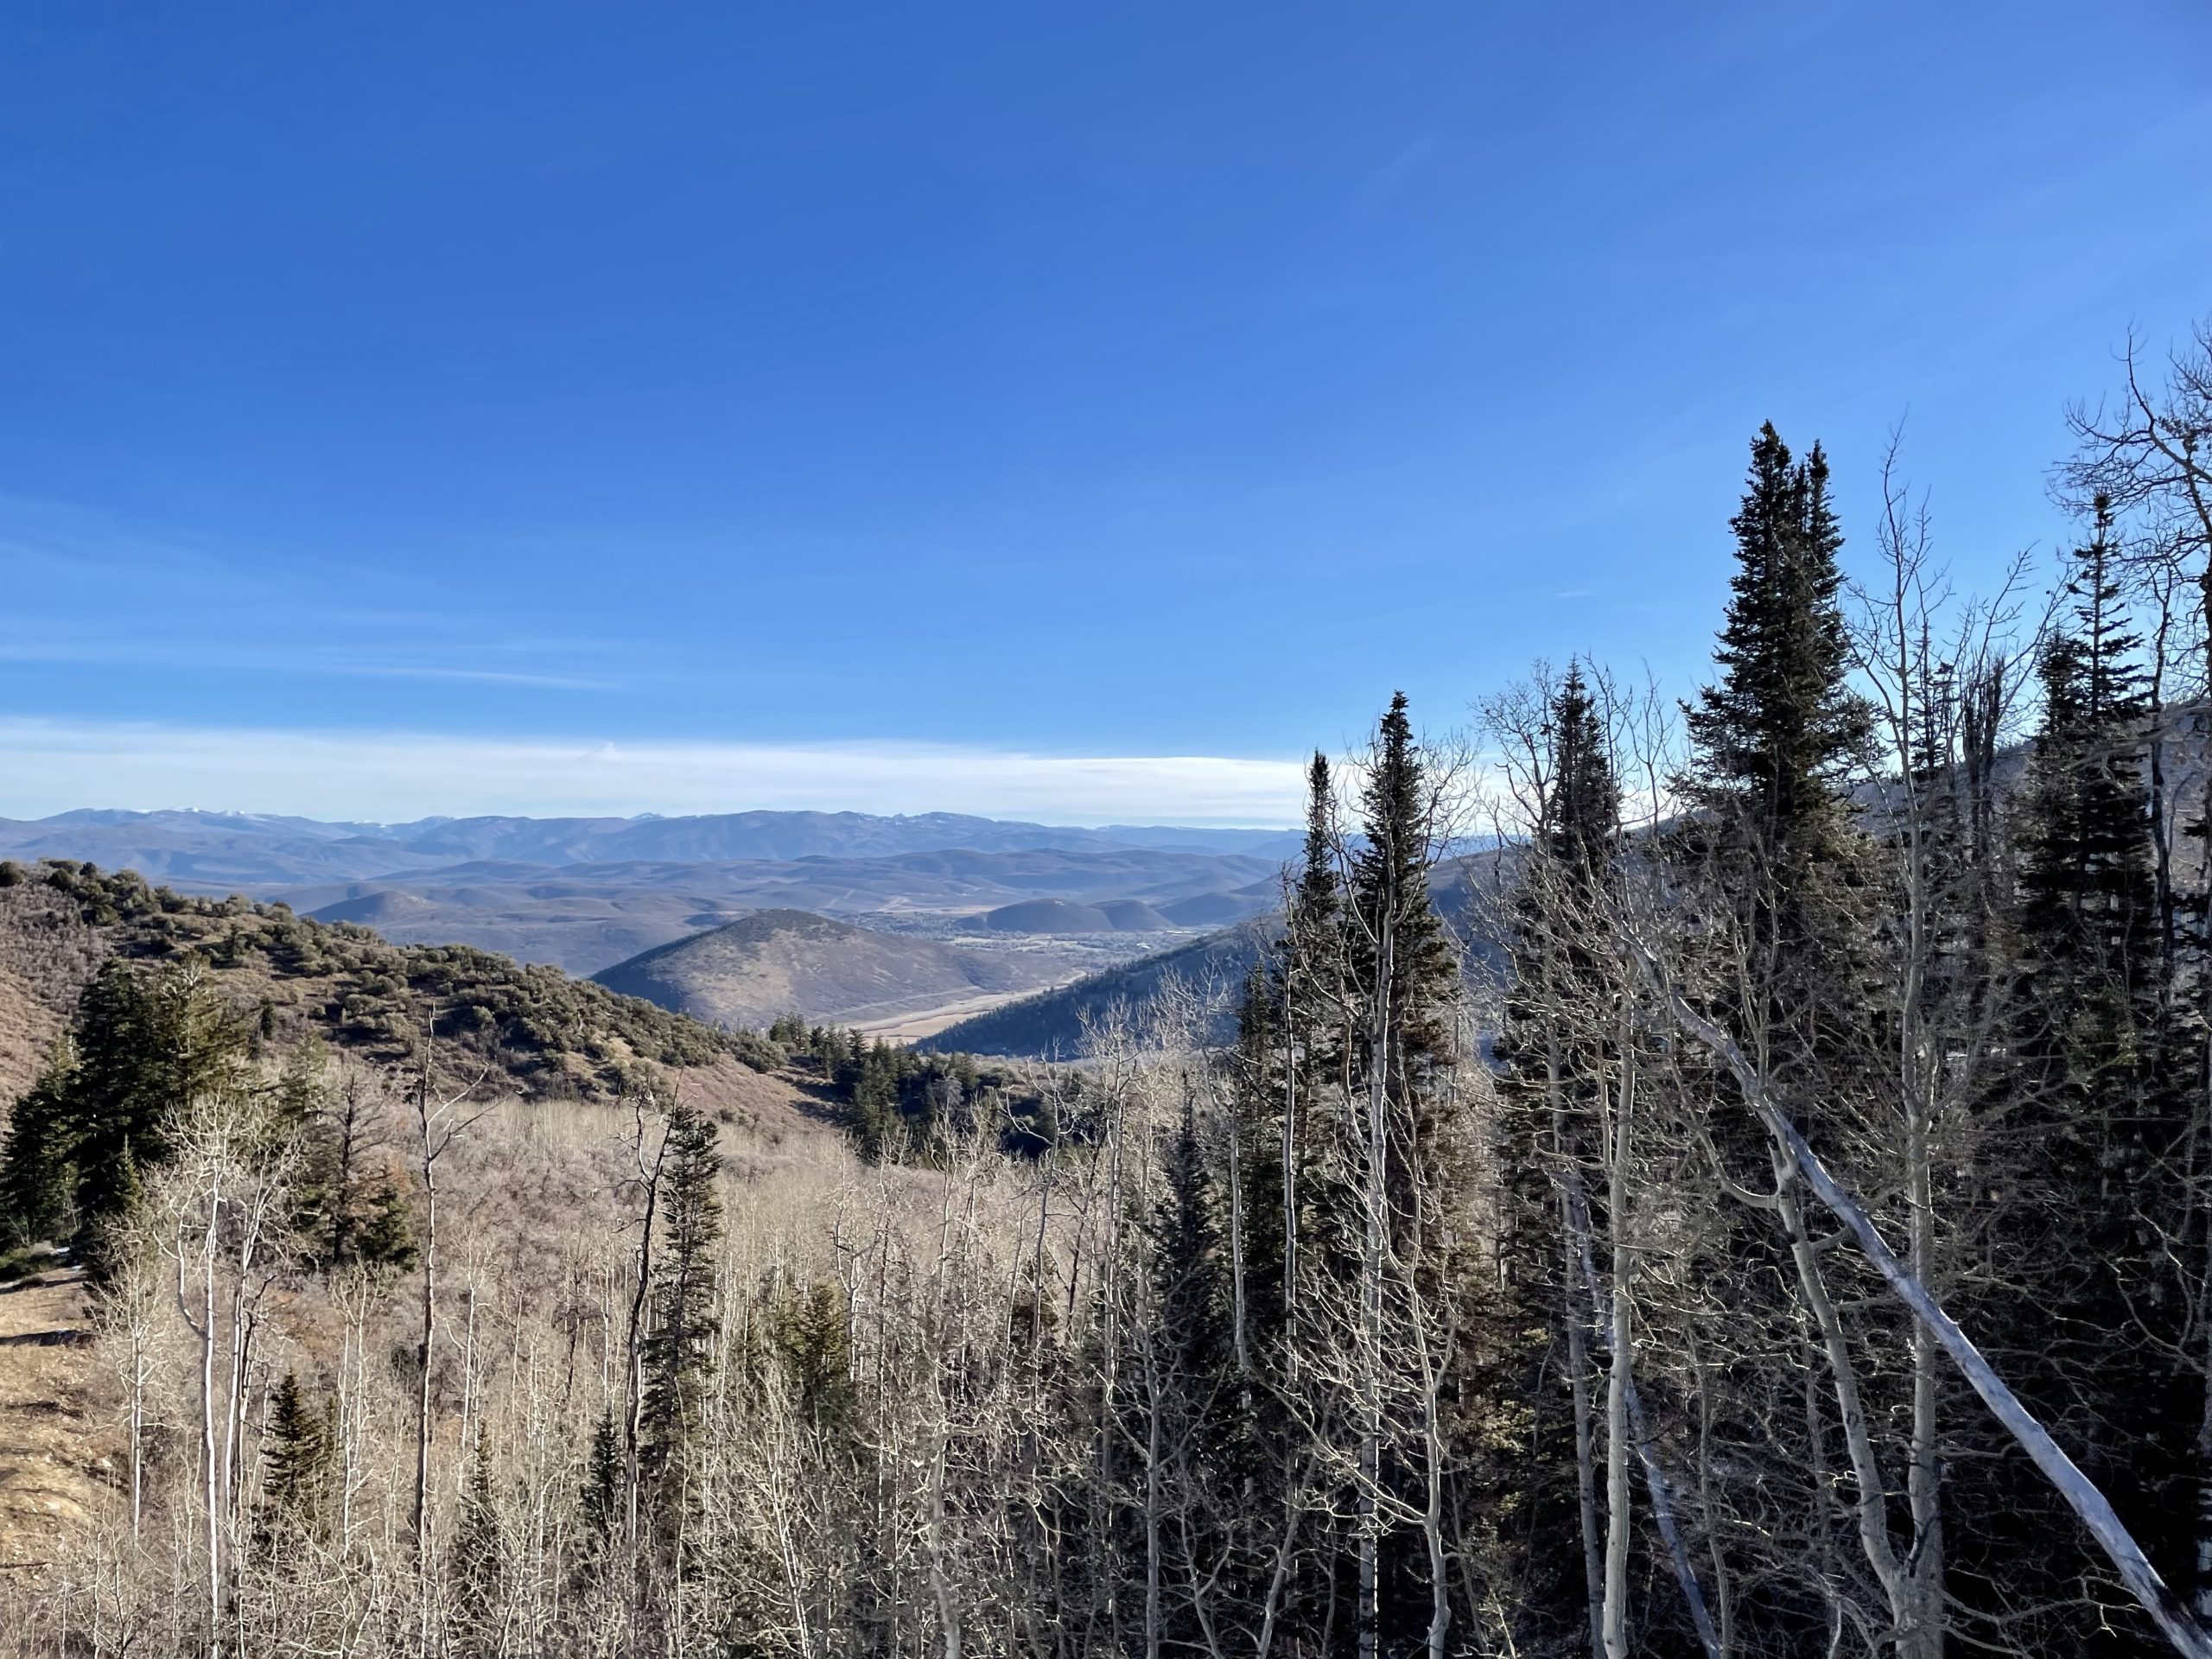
[{"left": 1624, "top": 924, "right": 2212, "bottom": 1659}]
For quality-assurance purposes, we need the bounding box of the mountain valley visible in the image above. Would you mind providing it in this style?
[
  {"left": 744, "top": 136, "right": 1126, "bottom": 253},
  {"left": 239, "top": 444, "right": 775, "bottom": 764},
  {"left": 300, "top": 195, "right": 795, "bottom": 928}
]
[{"left": 0, "top": 808, "right": 1294, "bottom": 1036}]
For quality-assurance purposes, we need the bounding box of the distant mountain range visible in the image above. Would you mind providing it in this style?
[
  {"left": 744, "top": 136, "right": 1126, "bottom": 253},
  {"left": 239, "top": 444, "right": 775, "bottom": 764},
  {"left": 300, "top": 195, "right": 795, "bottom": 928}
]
[{"left": 0, "top": 807, "right": 1303, "bottom": 888}]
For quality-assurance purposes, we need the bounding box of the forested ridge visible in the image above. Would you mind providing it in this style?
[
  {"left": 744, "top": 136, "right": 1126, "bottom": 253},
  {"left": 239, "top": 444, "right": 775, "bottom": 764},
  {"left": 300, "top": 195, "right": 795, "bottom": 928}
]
[{"left": 5, "top": 328, "right": 2212, "bottom": 1658}]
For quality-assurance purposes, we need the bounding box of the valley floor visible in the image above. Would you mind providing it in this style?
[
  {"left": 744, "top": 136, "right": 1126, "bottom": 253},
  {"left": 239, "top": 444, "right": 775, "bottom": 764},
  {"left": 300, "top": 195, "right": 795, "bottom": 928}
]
[{"left": 853, "top": 984, "right": 1058, "bottom": 1043}]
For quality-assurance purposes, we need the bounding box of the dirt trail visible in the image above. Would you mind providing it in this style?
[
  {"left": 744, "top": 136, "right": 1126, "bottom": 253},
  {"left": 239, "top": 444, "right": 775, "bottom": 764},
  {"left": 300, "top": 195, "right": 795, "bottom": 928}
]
[{"left": 0, "top": 1259, "right": 112, "bottom": 1583}]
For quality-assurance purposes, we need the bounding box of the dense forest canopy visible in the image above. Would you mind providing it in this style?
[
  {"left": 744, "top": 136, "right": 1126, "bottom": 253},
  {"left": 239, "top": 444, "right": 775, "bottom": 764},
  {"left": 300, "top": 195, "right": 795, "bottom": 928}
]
[{"left": 4, "top": 323, "right": 2212, "bottom": 1658}]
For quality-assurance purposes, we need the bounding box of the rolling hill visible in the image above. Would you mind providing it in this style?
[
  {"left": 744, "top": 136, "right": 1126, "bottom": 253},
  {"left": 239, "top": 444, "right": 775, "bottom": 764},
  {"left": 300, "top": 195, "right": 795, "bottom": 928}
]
[
  {"left": 923, "top": 848, "right": 1518, "bottom": 1058},
  {"left": 0, "top": 858, "right": 808, "bottom": 1121},
  {"left": 592, "top": 909, "right": 1074, "bottom": 1033},
  {"left": 262, "top": 844, "right": 1272, "bottom": 974},
  {"left": 921, "top": 920, "right": 1276, "bottom": 1056}
]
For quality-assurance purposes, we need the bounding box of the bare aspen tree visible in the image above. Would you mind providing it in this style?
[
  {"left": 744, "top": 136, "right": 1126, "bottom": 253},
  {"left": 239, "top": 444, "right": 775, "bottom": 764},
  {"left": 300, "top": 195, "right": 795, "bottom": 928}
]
[
  {"left": 406, "top": 1030, "right": 490, "bottom": 1637},
  {"left": 1626, "top": 917, "right": 2212, "bottom": 1659}
]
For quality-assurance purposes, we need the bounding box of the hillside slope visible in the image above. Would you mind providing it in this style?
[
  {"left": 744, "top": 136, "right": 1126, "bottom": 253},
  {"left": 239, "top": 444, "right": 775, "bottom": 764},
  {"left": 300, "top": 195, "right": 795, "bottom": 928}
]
[
  {"left": 922, "top": 919, "right": 1276, "bottom": 1056},
  {"left": 0, "top": 859, "right": 816, "bottom": 1128},
  {"left": 922, "top": 848, "right": 1519, "bottom": 1058},
  {"left": 594, "top": 909, "right": 1070, "bottom": 1031}
]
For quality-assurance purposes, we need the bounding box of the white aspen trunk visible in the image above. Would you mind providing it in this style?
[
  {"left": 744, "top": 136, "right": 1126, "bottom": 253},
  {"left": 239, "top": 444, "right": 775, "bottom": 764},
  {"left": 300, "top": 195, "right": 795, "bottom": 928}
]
[
  {"left": 1253, "top": 1485, "right": 1305, "bottom": 1659},
  {"left": 1906, "top": 1096, "right": 1945, "bottom": 1659},
  {"left": 1548, "top": 1017, "right": 1608, "bottom": 1656},
  {"left": 1282, "top": 964, "right": 1300, "bottom": 1338},
  {"left": 1889, "top": 601, "right": 1947, "bottom": 1659},
  {"left": 414, "top": 1161, "right": 436, "bottom": 1567},
  {"left": 339, "top": 1281, "right": 362, "bottom": 1554},
  {"left": 1567, "top": 1171, "right": 1723, "bottom": 1659},
  {"left": 1099, "top": 1077, "right": 1128, "bottom": 1644},
  {"left": 412, "top": 1077, "right": 441, "bottom": 1659},
  {"left": 222, "top": 1212, "right": 262, "bottom": 1558},
  {"left": 1227, "top": 1105, "right": 1249, "bottom": 1377},
  {"left": 1601, "top": 1043, "right": 1634, "bottom": 1659},
  {"left": 928, "top": 1432, "right": 962, "bottom": 1659},
  {"left": 201, "top": 1199, "right": 222, "bottom": 1657},
  {"left": 1688, "top": 1328, "right": 1736, "bottom": 1658},
  {"left": 177, "top": 1169, "right": 223, "bottom": 1659},
  {"left": 1773, "top": 1160, "right": 1912, "bottom": 1623},
  {"left": 1143, "top": 1335, "right": 1164, "bottom": 1659},
  {"left": 1565, "top": 1235, "right": 1605, "bottom": 1656},
  {"left": 129, "top": 1316, "right": 147, "bottom": 1542},
  {"left": 622, "top": 1112, "right": 663, "bottom": 1557},
  {"left": 1421, "top": 1372, "right": 1451, "bottom": 1659},
  {"left": 456, "top": 1275, "right": 479, "bottom": 1498}
]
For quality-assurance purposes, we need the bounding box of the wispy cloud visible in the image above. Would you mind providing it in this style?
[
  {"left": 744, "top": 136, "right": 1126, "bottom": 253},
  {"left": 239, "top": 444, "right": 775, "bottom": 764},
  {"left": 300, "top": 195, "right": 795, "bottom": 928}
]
[
  {"left": 0, "top": 493, "right": 633, "bottom": 693},
  {"left": 0, "top": 638, "right": 618, "bottom": 691},
  {"left": 0, "top": 718, "right": 1306, "bottom": 827}
]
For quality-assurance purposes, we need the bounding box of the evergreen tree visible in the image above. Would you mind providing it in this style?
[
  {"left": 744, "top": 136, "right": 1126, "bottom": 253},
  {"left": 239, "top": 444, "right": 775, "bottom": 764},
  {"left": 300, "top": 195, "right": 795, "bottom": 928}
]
[
  {"left": 641, "top": 1099, "right": 722, "bottom": 1476},
  {"left": 449, "top": 1428, "right": 504, "bottom": 1652},
  {"left": 353, "top": 1177, "right": 420, "bottom": 1274},
  {"left": 1213, "top": 753, "right": 1354, "bottom": 1659},
  {"left": 2015, "top": 498, "right": 2157, "bottom": 1033},
  {"left": 70, "top": 961, "right": 253, "bottom": 1218},
  {"left": 1349, "top": 694, "right": 1459, "bottom": 1116},
  {"left": 0, "top": 1046, "right": 79, "bottom": 1249},
  {"left": 1151, "top": 1084, "right": 1228, "bottom": 1388},
  {"left": 1490, "top": 666, "right": 1621, "bottom": 1656},
  {"left": 1259, "top": 749, "right": 1351, "bottom": 1349},
  {"left": 1542, "top": 667, "right": 1618, "bottom": 876},
  {"left": 1289, "top": 751, "right": 1344, "bottom": 968},
  {"left": 1682, "top": 423, "right": 1877, "bottom": 1068},
  {"left": 257, "top": 1370, "right": 331, "bottom": 1549},
  {"left": 772, "top": 1279, "right": 855, "bottom": 1433},
  {"left": 1684, "top": 424, "right": 1871, "bottom": 845},
  {"left": 0, "top": 962, "right": 253, "bottom": 1263},
  {"left": 1967, "top": 499, "right": 2196, "bottom": 1653},
  {"left": 581, "top": 1406, "right": 623, "bottom": 1540},
  {"left": 1342, "top": 693, "right": 1469, "bottom": 1659},
  {"left": 1675, "top": 427, "right": 1885, "bottom": 1652}
]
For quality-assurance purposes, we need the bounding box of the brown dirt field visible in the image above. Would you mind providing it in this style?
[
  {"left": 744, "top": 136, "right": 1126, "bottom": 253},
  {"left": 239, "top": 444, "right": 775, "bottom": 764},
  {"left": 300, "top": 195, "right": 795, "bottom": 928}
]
[
  {"left": 855, "top": 987, "right": 1057, "bottom": 1045},
  {"left": 0, "top": 1259, "right": 114, "bottom": 1586},
  {"left": 655, "top": 1053, "right": 843, "bottom": 1141}
]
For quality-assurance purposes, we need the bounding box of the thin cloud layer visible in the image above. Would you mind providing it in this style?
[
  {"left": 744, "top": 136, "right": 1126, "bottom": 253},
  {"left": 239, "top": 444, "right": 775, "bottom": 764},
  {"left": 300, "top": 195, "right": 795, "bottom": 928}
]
[{"left": 0, "top": 718, "right": 1306, "bottom": 827}]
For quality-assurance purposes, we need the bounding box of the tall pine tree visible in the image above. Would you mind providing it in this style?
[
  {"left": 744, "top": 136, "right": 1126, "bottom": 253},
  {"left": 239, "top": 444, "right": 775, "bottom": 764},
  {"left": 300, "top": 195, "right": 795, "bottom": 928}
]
[
  {"left": 641, "top": 1098, "right": 723, "bottom": 1484},
  {"left": 1967, "top": 498, "right": 2197, "bottom": 1655},
  {"left": 1491, "top": 666, "right": 1622, "bottom": 1657},
  {"left": 256, "top": 1370, "right": 332, "bottom": 1551},
  {"left": 1683, "top": 423, "right": 1876, "bottom": 1071}
]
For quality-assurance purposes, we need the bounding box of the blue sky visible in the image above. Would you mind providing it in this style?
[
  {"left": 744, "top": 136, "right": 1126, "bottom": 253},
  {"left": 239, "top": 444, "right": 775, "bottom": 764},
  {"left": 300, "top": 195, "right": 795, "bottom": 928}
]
[{"left": 3, "top": 3, "right": 2208, "bottom": 823}]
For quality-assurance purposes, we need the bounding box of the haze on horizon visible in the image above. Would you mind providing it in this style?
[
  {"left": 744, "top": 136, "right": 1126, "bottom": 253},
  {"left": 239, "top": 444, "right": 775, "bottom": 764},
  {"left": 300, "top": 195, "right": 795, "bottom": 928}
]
[{"left": 3, "top": 3, "right": 2209, "bottom": 823}]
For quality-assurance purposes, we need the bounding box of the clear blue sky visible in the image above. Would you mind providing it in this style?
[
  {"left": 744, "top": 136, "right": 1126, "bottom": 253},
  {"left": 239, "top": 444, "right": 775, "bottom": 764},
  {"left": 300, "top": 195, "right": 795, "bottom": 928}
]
[{"left": 3, "top": 3, "right": 2208, "bottom": 822}]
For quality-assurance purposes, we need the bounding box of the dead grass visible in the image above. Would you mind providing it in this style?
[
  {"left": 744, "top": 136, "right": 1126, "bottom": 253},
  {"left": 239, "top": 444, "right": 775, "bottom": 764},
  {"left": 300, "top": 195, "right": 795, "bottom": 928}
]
[{"left": 0, "top": 1256, "right": 117, "bottom": 1587}]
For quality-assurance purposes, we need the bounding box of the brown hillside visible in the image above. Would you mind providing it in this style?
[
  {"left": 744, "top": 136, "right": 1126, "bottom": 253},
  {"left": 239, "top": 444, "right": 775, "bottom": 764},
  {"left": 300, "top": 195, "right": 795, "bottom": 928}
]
[
  {"left": 593, "top": 908, "right": 1065, "bottom": 1030},
  {"left": 0, "top": 861, "right": 822, "bottom": 1132}
]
